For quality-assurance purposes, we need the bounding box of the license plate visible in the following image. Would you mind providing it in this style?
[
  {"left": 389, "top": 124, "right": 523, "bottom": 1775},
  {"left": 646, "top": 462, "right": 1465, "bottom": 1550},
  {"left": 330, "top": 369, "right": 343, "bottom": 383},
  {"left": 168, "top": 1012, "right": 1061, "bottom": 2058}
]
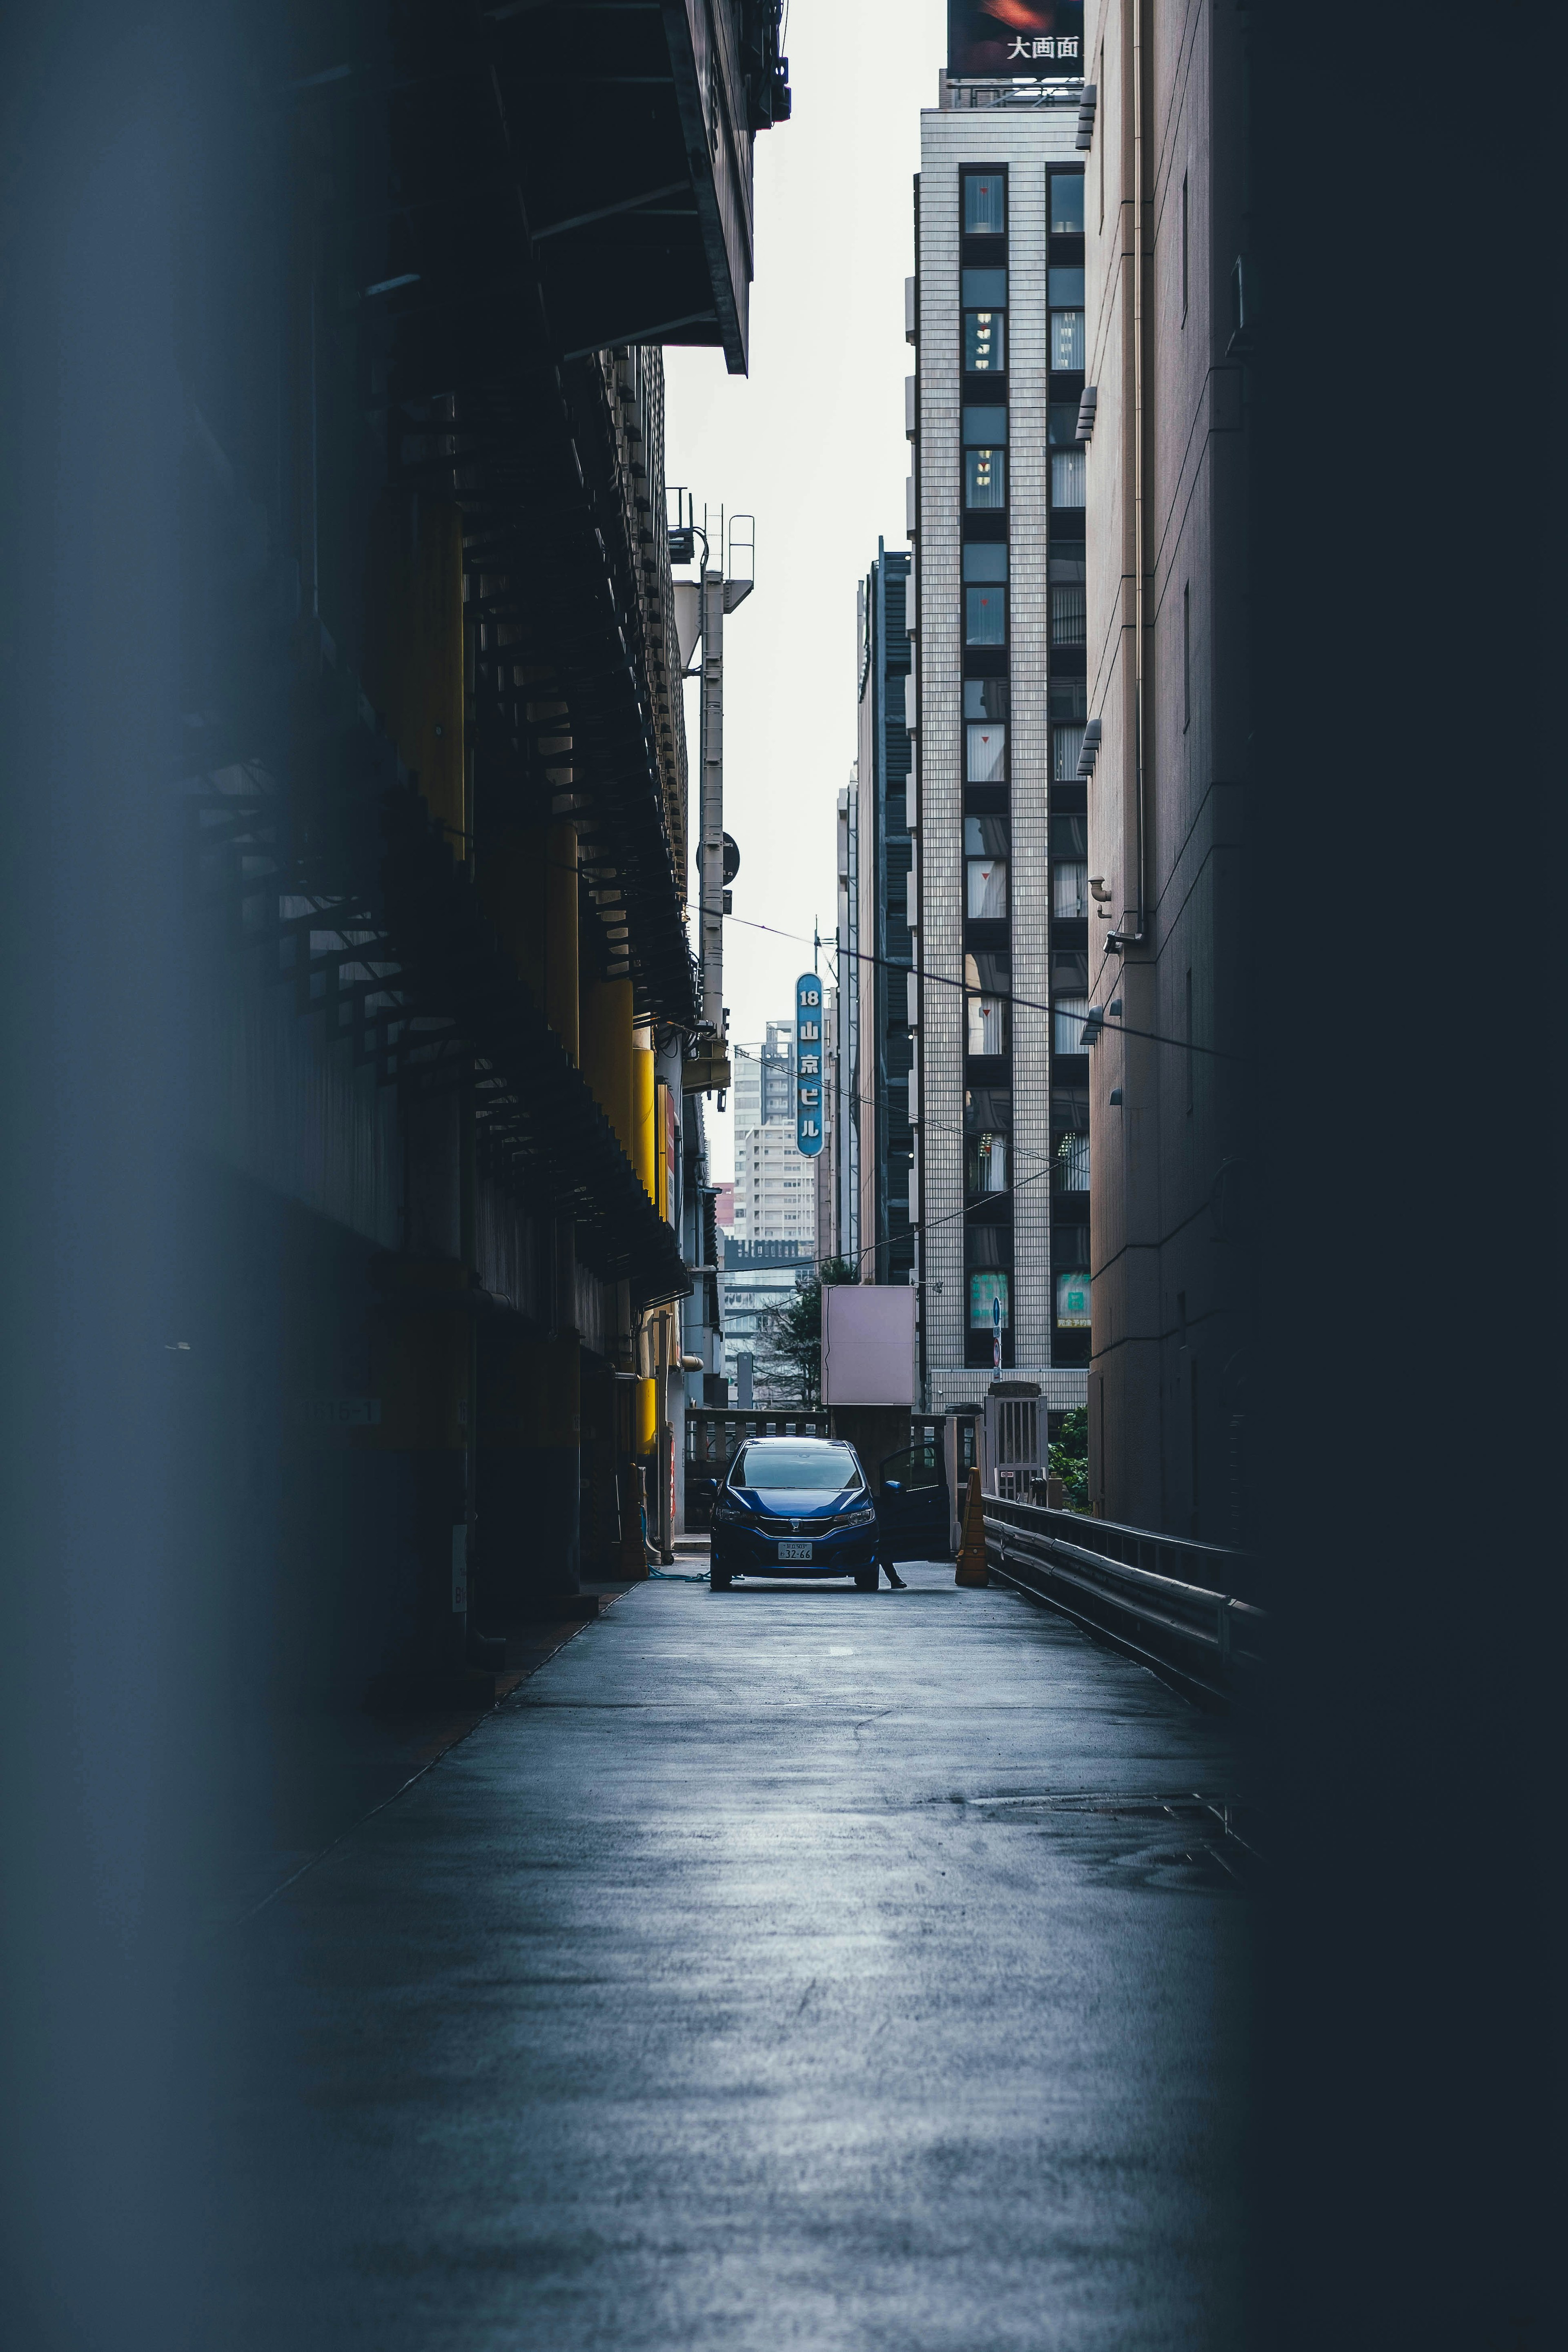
[{"left": 777, "top": 1540, "right": 814, "bottom": 1562}]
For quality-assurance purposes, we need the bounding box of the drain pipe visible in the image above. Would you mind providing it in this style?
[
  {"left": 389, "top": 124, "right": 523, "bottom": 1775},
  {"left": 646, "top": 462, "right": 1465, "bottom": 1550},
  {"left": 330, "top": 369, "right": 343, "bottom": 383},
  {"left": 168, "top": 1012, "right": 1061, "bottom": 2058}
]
[{"left": 1129, "top": 0, "right": 1149, "bottom": 946}]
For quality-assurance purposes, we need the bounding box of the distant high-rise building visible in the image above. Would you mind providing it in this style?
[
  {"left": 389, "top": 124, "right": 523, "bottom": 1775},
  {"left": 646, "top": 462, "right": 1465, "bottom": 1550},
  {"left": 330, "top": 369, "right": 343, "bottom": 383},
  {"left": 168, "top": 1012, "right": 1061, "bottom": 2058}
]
[
  {"left": 732, "top": 1020, "right": 796, "bottom": 1138},
  {"left": 733, "top": 1117, "right": 816, "bottom": 1248},
  {"left": 830, "top": 778, "right": 861, "bottom": 1268},
  {"left": 906, "top": 77, "right": 1091, "bottom": 1431},
  {"left": 855, "top": 546, "right": 916, "bottom": 1288}
]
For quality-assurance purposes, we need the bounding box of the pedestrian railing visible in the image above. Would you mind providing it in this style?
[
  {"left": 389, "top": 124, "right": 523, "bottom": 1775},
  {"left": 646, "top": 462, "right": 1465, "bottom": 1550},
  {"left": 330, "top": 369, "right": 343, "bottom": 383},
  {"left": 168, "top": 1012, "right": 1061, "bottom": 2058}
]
[{"left": 982, "top": 1496, "right": 1265, "bottom": 1706}]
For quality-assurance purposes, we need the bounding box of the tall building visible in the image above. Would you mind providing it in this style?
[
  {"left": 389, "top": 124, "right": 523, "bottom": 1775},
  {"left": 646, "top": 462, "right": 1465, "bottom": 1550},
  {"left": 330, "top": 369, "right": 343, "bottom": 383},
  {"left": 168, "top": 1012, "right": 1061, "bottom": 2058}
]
[
  {"left": 907, "top": 74, "right": 1091, "bottom": 1430},
  {"left": 1077, "top": 0, "right": 1248, "bottom": 1536},
  {"left": 855, "top": 545, "right": 916, "bottom": 1285},
  {"left": 829, "top": 778, "right": 861, "bottom": 1266},
  {"left": 732, "top": 1019, "right": 797, "bottom": 1136},
  {"left": 733, "top": 1118, "right": 817, "bottom": 1247}
]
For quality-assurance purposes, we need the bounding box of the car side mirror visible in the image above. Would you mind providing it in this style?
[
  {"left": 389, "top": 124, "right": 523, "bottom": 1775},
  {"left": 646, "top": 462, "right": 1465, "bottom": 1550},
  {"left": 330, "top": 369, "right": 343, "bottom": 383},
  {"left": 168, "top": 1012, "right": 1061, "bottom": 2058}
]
[{"left": 882, "top": 1478, "right": 902, "bottom": 1494}]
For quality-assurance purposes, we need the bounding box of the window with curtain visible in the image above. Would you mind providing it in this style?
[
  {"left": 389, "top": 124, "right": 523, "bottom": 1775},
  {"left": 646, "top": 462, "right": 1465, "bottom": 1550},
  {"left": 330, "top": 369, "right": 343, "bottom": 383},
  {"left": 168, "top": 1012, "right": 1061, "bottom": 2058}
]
[
  {"left": 967, "top": 854, "right": 1009, "bottom": 918},
  {"left": 965, "top": 310, "right": 1005, "bottom": 372},
  {"left": 966, "top": 994, "right": 1007, "bottom": 1055},
  {"left": 1051, "top": 309, "right": 1085, "bottom": 369},
  {"left": 963, "top": 173, "right": 1006, "bottom": 234},
  {"left": 964, "top": 951, "right": 1010, "bottom": 1058},
  {"left": 1055, "top": 1133, "right": 1090, "bottom": 1192},
  {"left": 964, "top": 586, "right": 1006, "bottom": 645},
  {"left": 1053, "top": 997, "right": 1089, "bottom": 1053},
  {"left": 965, "top": 815, "right": 1009, "bottom": 918},
  {"left": 1049, "top": 173, "right": 1085, "bottom": 234},
  {"left": 1050, "top": 808, "right": 1087, "bottom": 859},
  {"left": 1051, "top": 582, "right": 1086, "bottom": 644},
  {"left": 1051, "top": 448, "right": 1086, "bottom": 506},
  {"left": 965, "top": 448, "right": 1005, "bottom": 509},
  {"left": 966, "top": 720, "right": 1006, "bottom": 781},
  {"left": 1052, "top": 861, "right": 1087, "bottom": 918},
  {"left": 1052, "top": 723, "right": 1086, "bottom": 781}
]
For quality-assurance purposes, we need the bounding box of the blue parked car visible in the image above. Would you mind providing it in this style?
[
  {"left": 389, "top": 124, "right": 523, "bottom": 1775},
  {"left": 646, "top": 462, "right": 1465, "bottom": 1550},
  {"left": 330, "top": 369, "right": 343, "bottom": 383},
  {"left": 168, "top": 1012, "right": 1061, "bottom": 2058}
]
[{"left": 709, "top": 1437, "right": 881, "bottom": 1590}]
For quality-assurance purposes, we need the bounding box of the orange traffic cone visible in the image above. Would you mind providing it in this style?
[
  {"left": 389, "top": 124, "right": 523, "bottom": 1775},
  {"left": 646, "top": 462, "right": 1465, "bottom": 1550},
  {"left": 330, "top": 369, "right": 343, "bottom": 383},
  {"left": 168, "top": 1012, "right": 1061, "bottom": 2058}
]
[{"left": 954, "top": 1466, "right": 989, "bottom": 1587}]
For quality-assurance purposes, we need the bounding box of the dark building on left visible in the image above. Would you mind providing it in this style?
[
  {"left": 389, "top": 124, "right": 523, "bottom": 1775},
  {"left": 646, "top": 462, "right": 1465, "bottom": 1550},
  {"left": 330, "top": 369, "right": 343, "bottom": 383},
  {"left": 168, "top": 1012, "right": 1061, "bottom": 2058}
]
[{"left": 2, "top": 0, "right": 790, "bottom": 1746}]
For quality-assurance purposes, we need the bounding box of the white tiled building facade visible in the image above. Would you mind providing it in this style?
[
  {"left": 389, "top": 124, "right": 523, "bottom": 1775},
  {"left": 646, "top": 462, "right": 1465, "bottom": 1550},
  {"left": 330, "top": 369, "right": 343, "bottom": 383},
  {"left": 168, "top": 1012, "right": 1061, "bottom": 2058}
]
[
  {"left": 909, "top": 84, "right": 1090, "bottom": 1425},
  {"left": 733, "top": 1118, "right": 817, "bottom": 1248}
]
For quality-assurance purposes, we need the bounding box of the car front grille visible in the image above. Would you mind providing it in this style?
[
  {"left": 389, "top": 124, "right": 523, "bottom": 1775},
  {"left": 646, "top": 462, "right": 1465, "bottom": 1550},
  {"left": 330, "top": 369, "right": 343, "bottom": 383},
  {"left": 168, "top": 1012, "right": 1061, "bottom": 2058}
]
[{"left": 751, "top": 1512, "right": 865, "bottom": 1536}]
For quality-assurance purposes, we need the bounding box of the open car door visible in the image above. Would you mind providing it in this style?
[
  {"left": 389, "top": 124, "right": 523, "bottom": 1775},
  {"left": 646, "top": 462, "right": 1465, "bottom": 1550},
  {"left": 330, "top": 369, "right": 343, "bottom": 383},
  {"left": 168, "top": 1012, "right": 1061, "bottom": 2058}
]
[{"left": 877, "top": 1441, "right": 950, "bottom": 1564}]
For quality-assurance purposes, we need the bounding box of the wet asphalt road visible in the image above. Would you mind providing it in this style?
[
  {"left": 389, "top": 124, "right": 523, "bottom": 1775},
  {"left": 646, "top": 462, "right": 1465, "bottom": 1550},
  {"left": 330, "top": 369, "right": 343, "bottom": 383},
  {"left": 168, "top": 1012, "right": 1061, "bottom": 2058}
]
[{"left": 231, "top": 1565, "right": 1249, "bottom": 2350}]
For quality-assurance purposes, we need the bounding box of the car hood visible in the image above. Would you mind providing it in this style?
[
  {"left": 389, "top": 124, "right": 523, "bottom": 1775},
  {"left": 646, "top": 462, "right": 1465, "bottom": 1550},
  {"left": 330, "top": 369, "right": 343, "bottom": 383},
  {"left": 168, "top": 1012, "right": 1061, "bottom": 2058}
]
[{"left": 729, "top": 1485, "right": 870, "bottom": 1519}]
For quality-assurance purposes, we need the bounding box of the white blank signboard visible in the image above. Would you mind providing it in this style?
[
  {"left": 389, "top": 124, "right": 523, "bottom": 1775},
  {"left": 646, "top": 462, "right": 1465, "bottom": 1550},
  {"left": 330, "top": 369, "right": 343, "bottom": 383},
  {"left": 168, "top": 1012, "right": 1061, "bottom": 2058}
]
[{"left": 822, "top": 1285, "right": 917, "bottom": 1407}]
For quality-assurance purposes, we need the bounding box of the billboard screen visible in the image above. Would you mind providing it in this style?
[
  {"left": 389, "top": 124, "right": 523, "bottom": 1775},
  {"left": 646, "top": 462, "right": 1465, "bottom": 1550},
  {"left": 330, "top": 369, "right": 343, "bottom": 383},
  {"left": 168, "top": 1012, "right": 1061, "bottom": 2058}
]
[{"left": 949, "top": 1, "right": 1084, "bottom": 78}]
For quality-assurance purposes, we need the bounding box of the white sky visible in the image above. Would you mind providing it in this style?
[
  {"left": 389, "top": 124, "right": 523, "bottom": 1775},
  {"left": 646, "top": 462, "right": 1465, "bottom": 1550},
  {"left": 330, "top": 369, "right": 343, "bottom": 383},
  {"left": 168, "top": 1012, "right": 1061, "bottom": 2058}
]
[{"left": 664, "top": 0, "right": 948, "bottom": 1183}]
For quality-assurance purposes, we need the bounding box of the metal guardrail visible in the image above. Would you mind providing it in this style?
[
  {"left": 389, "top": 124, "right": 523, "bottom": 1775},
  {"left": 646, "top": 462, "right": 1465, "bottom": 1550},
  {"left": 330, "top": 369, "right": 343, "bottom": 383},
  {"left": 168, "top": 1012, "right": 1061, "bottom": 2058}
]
[{"left": 982, "top": 1496, "right": 1265, "bottom": 1706}]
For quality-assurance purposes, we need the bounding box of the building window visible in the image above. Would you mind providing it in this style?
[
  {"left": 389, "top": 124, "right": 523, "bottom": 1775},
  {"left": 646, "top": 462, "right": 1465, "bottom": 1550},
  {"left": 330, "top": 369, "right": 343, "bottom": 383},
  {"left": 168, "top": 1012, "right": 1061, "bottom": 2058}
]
[
  {"left": 1053, "top": 997, "right": 1089, "bottom": 1053},
  {"left": 1055, "top": 1268, "right": 1091, "bottom": 1328},
  {"left": 970, "top": 1271, "right": 1010, "bottom": 1329},
  {"left": 963, "top": 172, "right": 1006, "bottom": 234},
  {"left": 964, "top": 309, "right": 1005, "bottom": 372},
  {"left": 1055, "top": 1132, "right": 1090, "bottom": 1192},
  {"left": 963, "top": 403, "right": 1008, "bottom": 447},
  {"left": 1051, "top": 448, "right": 1086, "bottom": 507},
  {"left": 965, "top": 1087, "right": 1010, "bottom": 1195},
  {"left": 1052, "top": 860, "right": 1087, "bottom": 918},
  {"left": 1049, "top": 538, "right": 1085, "bottom": 586},
  {"left": 966, "top": 720, "right": 1007, "bottom": 781},
  {"left": 1051, "top": 309, "right": 1085, "bottom": 370},
  {"left": 966, "top": 994, "right": 1007, "bottom": 1055},
  {"left": 965, "top": 448, "right": 1006, "bottom": 510},
  {"left": 1048, "top": 265, "right": 1085, "bottom": 308},
  {"left": 962, "top": 266, "right": 1007, "bottom": 308},
  {"left": 964, "top": 586, "right": 1005, "bottom": 644},
  {"left": 1050, "top": 172, "right": 1084, "bottom": 234},
  {"left": 1051, "top": 583, "right": 1086, "bottom": 645},
  {"left": 1052, "top": 725, "right": 1085, "bottom": 782},
  {"left": 965, "top": 949, "right": 1011, "bottom": 1055},
  {"left": 965, "top": 815, "right": 1009, "bottom": 918},
  {"left": 1048, "top": 401, "right": 1080, "bottom": 445}
]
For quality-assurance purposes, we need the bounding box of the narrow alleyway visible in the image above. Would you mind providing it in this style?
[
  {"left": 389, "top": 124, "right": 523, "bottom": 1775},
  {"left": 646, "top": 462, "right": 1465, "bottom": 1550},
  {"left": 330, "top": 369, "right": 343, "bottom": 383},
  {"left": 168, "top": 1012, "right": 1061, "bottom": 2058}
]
[{"left": 232, "top": 1570, "right": 1250, "bottom": 2350}]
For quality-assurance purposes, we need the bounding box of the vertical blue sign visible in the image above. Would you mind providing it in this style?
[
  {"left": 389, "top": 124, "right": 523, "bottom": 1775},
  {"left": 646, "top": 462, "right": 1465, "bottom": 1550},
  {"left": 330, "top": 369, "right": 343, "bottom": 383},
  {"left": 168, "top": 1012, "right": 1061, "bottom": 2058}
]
[{"left": 795, "top": 972, "right": 824, "bottom": 1157}]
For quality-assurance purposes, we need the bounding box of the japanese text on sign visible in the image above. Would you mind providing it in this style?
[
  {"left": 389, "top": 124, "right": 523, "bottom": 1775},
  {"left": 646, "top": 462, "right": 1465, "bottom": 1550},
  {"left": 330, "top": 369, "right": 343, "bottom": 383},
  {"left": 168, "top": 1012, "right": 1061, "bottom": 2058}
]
[{"left": 795, "top": 973, "right": 824, "bottom": 1158}]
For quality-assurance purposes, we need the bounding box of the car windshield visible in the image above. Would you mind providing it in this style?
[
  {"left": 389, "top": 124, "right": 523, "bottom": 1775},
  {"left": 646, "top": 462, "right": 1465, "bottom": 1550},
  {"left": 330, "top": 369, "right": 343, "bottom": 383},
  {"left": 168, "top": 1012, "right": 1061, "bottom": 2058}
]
[{"left": 732, "top": 1444, "right": 863, "bottom": 1493}]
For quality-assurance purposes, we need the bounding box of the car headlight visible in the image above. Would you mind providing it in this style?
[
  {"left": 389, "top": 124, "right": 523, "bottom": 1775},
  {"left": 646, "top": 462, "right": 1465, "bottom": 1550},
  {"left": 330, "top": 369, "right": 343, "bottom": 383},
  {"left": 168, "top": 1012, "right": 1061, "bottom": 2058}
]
[{"left": 841, "top": 1505, "right": 876, "bottom": 1528}]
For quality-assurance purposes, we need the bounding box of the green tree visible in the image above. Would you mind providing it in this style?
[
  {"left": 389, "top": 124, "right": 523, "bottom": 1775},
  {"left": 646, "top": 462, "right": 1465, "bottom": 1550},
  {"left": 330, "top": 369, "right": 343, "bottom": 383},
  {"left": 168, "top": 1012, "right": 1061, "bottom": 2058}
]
[
  {"left": 754, "top": 1257, "right": 858, "bottom": 1404},
  {"left": 1048, "top": 1406, "right": 1089, "bottom": 1510}
]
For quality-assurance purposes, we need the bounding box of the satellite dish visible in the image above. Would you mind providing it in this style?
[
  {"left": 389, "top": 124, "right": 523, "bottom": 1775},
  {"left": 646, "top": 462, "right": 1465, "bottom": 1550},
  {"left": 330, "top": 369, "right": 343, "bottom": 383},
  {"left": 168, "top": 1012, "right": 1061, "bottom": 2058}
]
[{"left": 722, "top": 833, "right": 740, "bottom": 885}]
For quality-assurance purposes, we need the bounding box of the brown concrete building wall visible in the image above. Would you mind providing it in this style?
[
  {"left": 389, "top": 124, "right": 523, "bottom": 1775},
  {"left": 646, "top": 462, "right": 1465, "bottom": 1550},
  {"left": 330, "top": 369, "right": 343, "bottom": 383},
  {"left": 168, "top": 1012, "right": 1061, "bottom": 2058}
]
[{"left": 1082, "top": 0, "right": 1250, "bottom": 1539}]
